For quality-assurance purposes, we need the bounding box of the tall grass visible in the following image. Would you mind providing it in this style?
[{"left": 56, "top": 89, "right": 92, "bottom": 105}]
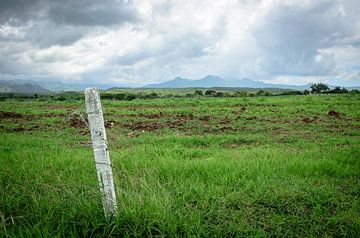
[{"left": 1, "top": 94, "right": 359, "bottom": 237}]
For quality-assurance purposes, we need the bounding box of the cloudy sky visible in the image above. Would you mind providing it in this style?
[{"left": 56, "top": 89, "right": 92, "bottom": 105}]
[{"left": 0, "top": 0, "right": 359, "bottom": 86}]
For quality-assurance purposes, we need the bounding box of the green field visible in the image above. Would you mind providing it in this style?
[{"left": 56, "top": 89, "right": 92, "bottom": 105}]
[{"left": 1, "top": 94, "right": 360, "bottom": 237}]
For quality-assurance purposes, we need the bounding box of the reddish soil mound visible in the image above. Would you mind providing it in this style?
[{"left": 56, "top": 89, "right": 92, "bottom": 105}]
[
  {"left": 302, "top": 118, "right": 312, "bottom": 123},
  {"left": 302, "top": 116, "right": 318, "bottom": 124},
  {"left": 68, "top": 112, "right": 88, "bottom": 128},
  {"left": 105, "top": 120, "right": 117, "bottom": 128},
  {"left": 0, "top": 111, "right": 24, "bottom": 119},
  {"left": 138, "top": 112, "right": 165, "bottom": 119},
  {"left": 327, "top": 110, "right": 340, "bottom": 118},
  {"left": 199, "top": 115, "right": 211, "bottom": 121},
  {"left": 123, "top": 121, "right": 161, "bottom": 131}
]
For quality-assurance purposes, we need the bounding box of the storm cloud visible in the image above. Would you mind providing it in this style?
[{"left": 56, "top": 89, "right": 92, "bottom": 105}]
[{"left": 0, "top": 0, "right": 359, "bottom": 86}]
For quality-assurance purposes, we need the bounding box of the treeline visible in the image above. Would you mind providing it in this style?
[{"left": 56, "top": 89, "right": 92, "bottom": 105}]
[
  {"left": 1, "top": 85, "right": 359, "bottom": 101},
  {"left": 0, "top": 92, "right": 84, "bottom": 101}
]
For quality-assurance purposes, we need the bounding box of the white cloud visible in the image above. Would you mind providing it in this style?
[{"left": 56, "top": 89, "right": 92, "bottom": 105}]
[{"left": 0, "top": 0, "right": 360, "bottom": 86}]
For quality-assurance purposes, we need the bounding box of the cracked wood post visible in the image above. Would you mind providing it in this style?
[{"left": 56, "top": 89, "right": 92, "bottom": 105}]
[{"left": 85, "top": 87, "right": 117, "bottom": 217}]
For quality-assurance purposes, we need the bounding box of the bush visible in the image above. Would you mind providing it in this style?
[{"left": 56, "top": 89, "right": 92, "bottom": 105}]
[
  {"left": 280, "top": 91, "right": 303, "bottom": 96},
  {"left": 194, "top": 90, "right": 203, "bottom": 96},
  {"left": 205, "top": 90, "right": 217, "bottom": 97},
  {"left": 125, "top": 94, "right": 136, "bottom": 101},
  {"left": 234, "top": 91, "right": 248, "bottom": 97},
  {"left": 310, "top": 83, "right": 330, "bottom": 94},
  {"left": 214, "top": 92, "right": 224, "bottom": 97},
  {"left": 328, "top": 86, "right": 348, "bottom": 94}
]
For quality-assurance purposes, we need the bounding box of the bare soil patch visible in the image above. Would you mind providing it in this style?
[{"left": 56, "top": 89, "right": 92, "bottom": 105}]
[
  {"left": 68, "top": 112, "right": 88, "bottom": 128},
  {"left": 0, "top": 111, "right": 24, "bottom": 119},
  {"left": 327, "top": 110, "right": 340, "bottom": 118}
]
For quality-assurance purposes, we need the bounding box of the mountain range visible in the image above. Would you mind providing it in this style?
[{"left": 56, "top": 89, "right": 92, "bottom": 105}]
[
  {"left": 0, "top": 81, "right": 50, "bottom": 93},
  {"left": 144, "top": 75, "right": 313, "bottom": 90},
  {"left": 1, "top": 75, "right": 359, "bottom": 93},
  {"left": 0, "top": 79, "right": 119, "bottom": 93}
]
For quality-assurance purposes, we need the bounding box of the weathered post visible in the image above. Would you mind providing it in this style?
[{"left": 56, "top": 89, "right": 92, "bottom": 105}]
[{"left": 85, "top": 87, "right": 117, "bottom": 217}]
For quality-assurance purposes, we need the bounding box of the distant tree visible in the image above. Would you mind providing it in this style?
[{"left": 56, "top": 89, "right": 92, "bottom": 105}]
[
  {"left": 164, "top": 94, "right": 174, "bottom": 98},
  {"left": 223, "top": 92, "right": 233, "bottom": 97},
  {"left": 194, "top": 90, "right": 203, "bottom": 96},
  {"left": 114, "top": 93, "right": 126, "bottom": 100},
  {"left": 204, "top": 90, "right": 217, "bottom": 97},
  {"left": 234, "top": 91, "right": 248, "bottom": 97},
  {"left": 57, "top": 96, "right": 66, "bottom": 101},
  {"left": 125, "top": 94, "right": 136, "bottom": 101},
  {"left": 310, "top": 83, "right": 330, "bottom": 94},
  {"left": 329, "top": 86, "right": 348, "bottom": 94},
  {"left": 144, "top": 92, "right": 158, "bottom": 99},
  {"left": 280, "top": 91, "right": 303, "bottom": 96},
  {"left": 256, "top": 90, "right": 265, "bottom": 96},
  {"left": 303, "top": 90, "right": 310, "bottom": 95},
  {"left": 214, "top": 92, "right": 224, "bottom": 97},
  {"left": 263, "top": 91, "right": 273, "bottom": 96},
  {"left": 350, "top": 89, "right": 360, "bottom": 94}
]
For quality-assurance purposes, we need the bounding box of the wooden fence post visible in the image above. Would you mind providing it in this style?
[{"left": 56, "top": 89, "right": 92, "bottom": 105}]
[{"left": 85, "top": 87, "right": 117, "bottom": 217}]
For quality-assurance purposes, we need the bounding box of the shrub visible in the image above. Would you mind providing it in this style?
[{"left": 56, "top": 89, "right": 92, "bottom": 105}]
[
  {"left": 205, "top": 90, "right": 217, "bottom": 97},
  {"left": 194, "top": 90, "right": 203, "bottom": 96},
  {"left": 310, "top": 83, "right": 330, "bottom": 93}
]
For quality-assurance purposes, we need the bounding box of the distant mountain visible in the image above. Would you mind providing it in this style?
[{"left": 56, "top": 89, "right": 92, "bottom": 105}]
[
  {"left": 0, "top": 82, "right": 50, "bottom": 93},
  {"left": 0, "top": 79, "right": 119, "bottom": 92},
  {"left": 144, "top": 75, "right": 312, "bottom": 90}
]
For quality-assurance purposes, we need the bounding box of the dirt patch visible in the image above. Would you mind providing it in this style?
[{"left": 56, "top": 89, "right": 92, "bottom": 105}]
[
  {"left": 138, "top": 112, "right": 165, "bottom": 119},
  {"left": 327, "top": 110, "right": 340, "bottom": 118},
  {"left": 217, "top": 126, "right": 237, "bottom": 133},
  {"left": 199, "top": 115, "right": 211, "bottom": 122},
  {"left": 11, "top": 124, "right": 46, "bottom": 133},
  {"left": 302, "top": 118, "right": 312, "bottom": 123},
  {"left": 0, "top": 111, "right": 24, "bottom": 119},
  {"left": 105, "top": 120, "right": 118, "bottom": 128},
  {"left": 47, "top": 105, "right": 79, "bottom": 110},
  {"left": 122, "top": 121, "right": 161, "bottom": 131},
  {"left": 1, "top": 111, "right": 66, "bottom": 120},
  {"left": 302, "top": 117, "right": 318, "bottom": 124},
  {"left": 42, "top": 113, "right": 66, "bottom": 118},
  {"left": 219, "top": 117, "right": 231, "bottom": 125},
  {"left": 68, "top": 112, "right": 88, "bottom": 128},
  {"left": 242, "top": 116, "right": 257, "bottom": 121},
  {"left": 12, "top": 127, "right": 25, "bottom": 132}
]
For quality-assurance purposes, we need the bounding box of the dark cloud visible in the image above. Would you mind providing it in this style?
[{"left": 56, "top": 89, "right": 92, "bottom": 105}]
[
  {"left": 252, "top": 0, "right": 354, "bottom": 76},
  {"left": 0, "top": 0, "right": 138, "bottom": 26},
  {"left": 0, "top": 0, "right": 43, "bottom": 25},
  {"left": 48, "top": 0, "right": 139, "bottom": 26},
  {"left": 0, "top": 0, "right": 139, "bottom": 46},
  {"left": 26, "top": 21, "right": 87, "bottom": 47}
]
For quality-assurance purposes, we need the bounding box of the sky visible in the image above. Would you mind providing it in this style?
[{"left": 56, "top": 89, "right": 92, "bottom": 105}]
[{"left": 0, "top": 0, "right": 359, "bottom": 87}]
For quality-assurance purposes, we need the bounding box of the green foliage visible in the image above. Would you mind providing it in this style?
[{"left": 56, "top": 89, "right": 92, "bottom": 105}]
[
  {"left": 303, "top": 89, "right": 311, "bottom": 95},
  {"left": 234, "top": 91, "right": 248, "bottom": 97},
  {"left": 204, "top": 89, "right": 217, "bottom": 97},
  {"left": 280, "top": 90, "right": 303, "bottom": 96},
  {"left": 0, "top": 86, "right": 357, "bottom": 104},
  {"left": 194, "top": 90, "right": 203, "bottom": 96},
  {"left": 328, "top": 86, "right": 348, "bottom": 94},
  {"left": 310, "top": 83, "right": 330, "bottom": 93}
]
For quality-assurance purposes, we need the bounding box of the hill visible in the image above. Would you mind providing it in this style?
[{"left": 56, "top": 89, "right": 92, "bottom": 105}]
[
  {"left": 144, "top": 75, "right": 312, "bottom": 90},
  {"left": 0, "top": 81, "right": 50, "bottom": 93}
]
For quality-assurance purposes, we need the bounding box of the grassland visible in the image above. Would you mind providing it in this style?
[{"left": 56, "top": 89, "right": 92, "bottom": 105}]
[{"left": 1, "top": 94, "right": 360, "bottom": 237}]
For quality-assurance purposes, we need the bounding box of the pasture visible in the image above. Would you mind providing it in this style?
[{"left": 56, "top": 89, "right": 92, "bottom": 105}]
[{"left": 1, "top": 94, "right": 360, "bottom": 237}]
